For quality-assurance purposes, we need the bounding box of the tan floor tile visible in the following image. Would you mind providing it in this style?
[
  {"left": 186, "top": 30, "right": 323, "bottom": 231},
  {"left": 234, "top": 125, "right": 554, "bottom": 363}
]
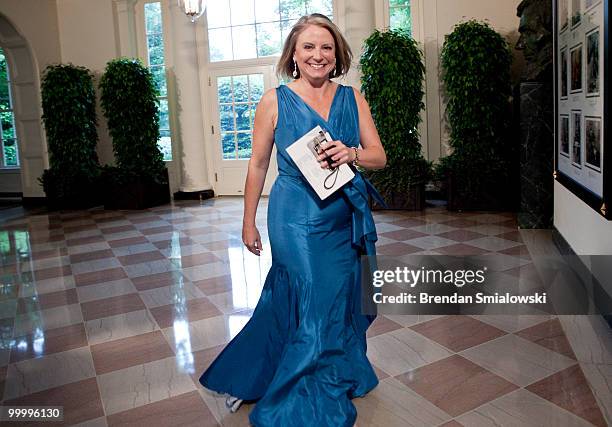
[
  {"left": 81, "top": 293, "right": 145, "bottom": 321},
  {"left": 98, "top": 356, "right": 196, "bottom": 415},
  {"left": 3, "top": 377, "right": 104, "bottom": 426},
  {"left": 472, "top": 314, "right": 553, "bottom": 333},
  {"left": 86, "top": 309, "right": 159, "bottom": 345},
  {"left": 194, "top": 275, "right": 234, "bottom": 296},
  {"left": 354, "top": 377, "right": 451, "bottom": 426},
  {"left": 460, "top": 334, "right": 576, "bottom": 386},
  {"left": 367, "top": 327, "right": 452, "bottom": 376},
  {"left": 77, "top": 278, "right": 137, "bottom": 303},
  {"left": 457, "top": 388, "right": 595, "bottom": 427},
  {"left": 91, "top": 330, "right": 173, "bottom": 374},
  {"left": 117, "top": 250, "right": 166, "bottom": 266},
  {"left": 131, "top": 270, "right": 185, "bottom": 291},
  {"left": 163, "top": 315, "right": 233, "bottom": 353},
  {"left": 397, "top": 355, "right": 518, "bottom": 417},
  {"left": 366, "top": 315, "right": 403, "bottom": 338},
  {"left": 139, "top": 282, "right": 205, "bottom": 309},
  {"left": 4, "top": 346, "right": 95, "bottom": 399}
]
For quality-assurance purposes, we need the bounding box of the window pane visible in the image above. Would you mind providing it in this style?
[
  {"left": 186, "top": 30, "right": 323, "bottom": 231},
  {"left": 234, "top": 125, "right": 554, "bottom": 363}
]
[
  {"left": 158, "top": 129, "right": 172, "bottom": 161},
  {"left": 219, "top": 104, "right": 234, "bottom": 131},
  {"left": 256, "top": 21, "right": 282, "bottom": 57},
  {"left": 255, "top": 0, "right": 280, "bottom": 22},
  {"left": 1, "top": 112, "right": 14, "bottom": 139},
  {"left": 222, "top": 133, "right": 236, "bottom": 159},
  {"left": 235, "top": 104, "right": 250, "bottom": 130},
  {"left": 230, "top": 0, "right": 255, "bottom": 25},
  {"left": 148, "top": 44, "right": 165, "bottom": 66},
  {"left": 390, "top": 6, "right": 412, "bottom": 32},
  {"left": 217, "top": 76, "right": 233, "bottom": 103},
  {"left": 158, "top": 99, "right": 169, "bottom": 129},
  {"left": 237, "top": 132, "right": 252, "bottom": 158},
  {"left": 207, "top": 0, "right": 231, "bottom": 28},
  {"left": 151, "top": 66, "right": 167, "bottom": 96},
  {"left": 308, "top": 0, "right": 333, "bottom": 17},
  {"left": 389, "top": 0, "right": 410, "bottom": 6},
  {"left": 144, "top": 2, "right": 162, "bottom": 33},
  {"left": 280, "top": 0, "right": 306, "bottom": 20},
  {"left": 232, "top": 75, "right": 249, "bottom": 102},
  {"left": 232, "top": 25, "right": 257, "bottom": 60},
  {"left": 281, "top": 19, "right": 298, "bottom": 45},
  {"left": 3, "top": 138, "right": 17, "bottom": 166},
  {"left": 209, "top": 27, "right": 233, "bottom": 61},
  {"left": 249, "top": 74, "right": 264, "bottom": 101}
]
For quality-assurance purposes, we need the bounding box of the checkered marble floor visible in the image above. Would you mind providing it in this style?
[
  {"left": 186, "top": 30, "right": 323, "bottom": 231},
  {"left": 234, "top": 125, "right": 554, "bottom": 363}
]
[{"left": 0, "top": 198, "right": 609, "bottom": 426}]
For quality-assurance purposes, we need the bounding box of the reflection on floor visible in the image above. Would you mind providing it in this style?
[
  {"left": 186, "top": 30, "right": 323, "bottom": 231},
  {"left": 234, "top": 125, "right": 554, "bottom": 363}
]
[{"left": 0, "top": 197, "right": 610, "bottom": 426}]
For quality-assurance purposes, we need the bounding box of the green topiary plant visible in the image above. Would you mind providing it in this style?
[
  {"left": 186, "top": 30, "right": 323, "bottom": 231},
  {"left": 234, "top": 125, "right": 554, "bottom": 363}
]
[
  {"left": 360, "top": 29, "right": 431, "bottom": 206},
  {"left": 438, "top": 19, "right": 514, "bottom": 209},
  {"left": 99, "top": 58, "right": 166, "bottom": 183},
  {"left": 39, "top": 63, "right": 100, "bottom": 205}
]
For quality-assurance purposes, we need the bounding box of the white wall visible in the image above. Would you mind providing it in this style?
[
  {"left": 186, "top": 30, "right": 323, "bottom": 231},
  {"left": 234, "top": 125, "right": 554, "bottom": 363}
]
[
  {"left": 555, "top": 182, "right": 612, "bottom": 254},
  {"left": 57, "top": 0, "right": 118, "bottom": 166}
]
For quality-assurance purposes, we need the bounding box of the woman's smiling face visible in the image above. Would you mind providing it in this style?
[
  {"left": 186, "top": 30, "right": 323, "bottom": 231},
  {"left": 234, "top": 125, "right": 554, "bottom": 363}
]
[{"left": 293, "top": 24, "right": 336, "bottom": 81}]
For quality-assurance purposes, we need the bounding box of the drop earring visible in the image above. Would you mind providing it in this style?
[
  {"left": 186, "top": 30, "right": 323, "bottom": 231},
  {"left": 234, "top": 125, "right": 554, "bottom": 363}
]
[{"left": 292, "top": 59, "right": 298, "bottom": 78}]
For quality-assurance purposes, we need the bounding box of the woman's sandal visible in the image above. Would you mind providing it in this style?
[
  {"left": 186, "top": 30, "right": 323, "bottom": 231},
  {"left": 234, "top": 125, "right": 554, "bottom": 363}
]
[{"left": 225, "top": 395, "right": 244, "bottom": 413}]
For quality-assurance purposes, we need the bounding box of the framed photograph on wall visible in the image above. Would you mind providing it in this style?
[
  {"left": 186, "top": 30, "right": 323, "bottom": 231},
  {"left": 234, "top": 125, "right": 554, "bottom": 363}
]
[
  {"left": 572, "top": 0, "right": 581, "bottom": 28},
  {"left": 560, "top": 47, "right": 569, "bottom": 98},
  {"left": 571, "top": 110, "right": 582, "bottom": 167},
  {"left": 585, "top": 116, "right": 602, "bottom": 171},
  {"left": 555, "top": 0, "right": 609, "bottom": 218},
  {"left": 570, "top": 43, "right": 583, "bottom": 92},
  {"left": 560, "top": 0, "right": 569, "bottom": 32},
  {"left": 586, "top": 28, "right": 600, "bottom": 96},
  {"left": 560, "top": 114, "right": 570, "bottom": 156}
]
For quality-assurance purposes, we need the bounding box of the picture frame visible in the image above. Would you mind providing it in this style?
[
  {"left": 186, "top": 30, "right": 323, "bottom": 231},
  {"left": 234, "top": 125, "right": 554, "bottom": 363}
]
[
  {"left": 586, "top": 27, "right": 600, "bottom": 96},
  {"left": 560, "top": 46, "right": 568, "bottom": 98},
  {"left": 571, "top": 110, "right": 582, "bottom": 167},
  {"left": 554, "top": 0, "right": 609, "bottom": 219},
  {"left": 571, "top": 0, "right": 581, "bottom": 28},
  {"left": 560, "top": 0, "right": 569, "bottom": 32},
  {"left": 570, "top": 43, "right": 583, "bottom": 93},
  {"left": 560, "top": 114, "right": 570, "bottom": 156},
  {"left": 585, "top": 116, "right": 602, "bottom": 171}
]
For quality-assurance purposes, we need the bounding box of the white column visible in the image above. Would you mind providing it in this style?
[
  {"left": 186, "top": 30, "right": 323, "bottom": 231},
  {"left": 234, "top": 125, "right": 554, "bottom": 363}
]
[
  {"left": 341, "top": 0, "right": 376, "bottom": 89},
  {"left": 112, "top": 0, "right": 138, "bottom": 57},
  {"left": 168, "top": 2, "right": 211, "bottom": 192}
]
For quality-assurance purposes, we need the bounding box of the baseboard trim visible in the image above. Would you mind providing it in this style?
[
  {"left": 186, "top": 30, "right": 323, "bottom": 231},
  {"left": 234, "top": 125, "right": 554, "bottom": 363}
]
[{"left": 173, "top": 189, "right": 214, "bottom": 201}]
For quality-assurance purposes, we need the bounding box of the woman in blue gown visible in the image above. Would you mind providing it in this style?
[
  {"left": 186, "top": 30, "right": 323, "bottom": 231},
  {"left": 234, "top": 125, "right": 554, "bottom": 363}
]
[{"left": 200, "top": 14, "right": 387, "bottom": 427}]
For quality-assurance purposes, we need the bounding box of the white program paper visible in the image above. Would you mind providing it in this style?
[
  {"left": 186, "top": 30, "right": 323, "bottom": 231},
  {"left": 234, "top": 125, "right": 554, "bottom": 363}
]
[{"left": 285, "top": 125, "right": 355, "bottom": 200}]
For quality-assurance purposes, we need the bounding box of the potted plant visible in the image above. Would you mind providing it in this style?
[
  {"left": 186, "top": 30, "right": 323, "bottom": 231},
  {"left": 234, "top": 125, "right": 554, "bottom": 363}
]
[
  {"left": 99, "top": 58, "right": 169, "bottom": 209},
  {"left": 437, "top": 20, "right": 515, "bottom": 211},
  {"left": 360, "top": 29, "right": 431, "bottom": 210},
  {"left": 39, "top": 64, "right": 100, "bottom": 209}
]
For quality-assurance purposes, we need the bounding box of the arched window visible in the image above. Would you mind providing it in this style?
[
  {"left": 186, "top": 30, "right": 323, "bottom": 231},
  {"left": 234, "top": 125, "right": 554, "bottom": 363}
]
[{"left": 0, "top": 48, "right": 18, "bottom": 168}]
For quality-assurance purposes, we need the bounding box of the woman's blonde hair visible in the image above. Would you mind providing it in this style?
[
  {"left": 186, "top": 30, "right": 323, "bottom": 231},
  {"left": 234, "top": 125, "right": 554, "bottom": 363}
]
[{"left": 277, "top": 14, "right": 352, "bottom": 80}]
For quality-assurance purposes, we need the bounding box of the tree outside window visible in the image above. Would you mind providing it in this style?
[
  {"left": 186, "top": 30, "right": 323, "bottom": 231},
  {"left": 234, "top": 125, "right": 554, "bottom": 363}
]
[
  {"left": 0, "top": 48, "right": 19, "bottom": 167},
  {"left": 389, "top": 0, "right": 411, "bottom": 34},
  {"left": 144, "top": 2, "right": 172, "bottom": 161}
]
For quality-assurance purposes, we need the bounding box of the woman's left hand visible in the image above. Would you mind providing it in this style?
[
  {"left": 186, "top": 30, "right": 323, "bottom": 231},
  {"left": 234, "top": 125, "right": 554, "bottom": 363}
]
[{"left": 317, "top": 140, "right": 355, "bottom": 169}]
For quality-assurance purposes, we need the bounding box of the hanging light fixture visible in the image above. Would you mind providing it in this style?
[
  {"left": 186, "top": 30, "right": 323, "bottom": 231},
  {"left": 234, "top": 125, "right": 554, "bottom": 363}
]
[{"left": 178, "top": 0, "right": 206, "bottom": 22}]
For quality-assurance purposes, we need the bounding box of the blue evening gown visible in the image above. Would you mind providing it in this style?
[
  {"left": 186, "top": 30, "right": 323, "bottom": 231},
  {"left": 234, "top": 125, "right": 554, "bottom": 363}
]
[{"left": 200, "top": 84, "right": 384, "bottom": 427}]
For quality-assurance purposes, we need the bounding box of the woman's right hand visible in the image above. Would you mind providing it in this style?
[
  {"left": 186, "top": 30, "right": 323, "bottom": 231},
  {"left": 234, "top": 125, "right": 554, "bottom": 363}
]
[{"left": 242, "top": 224, "right": 262, "bottom": 256}]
